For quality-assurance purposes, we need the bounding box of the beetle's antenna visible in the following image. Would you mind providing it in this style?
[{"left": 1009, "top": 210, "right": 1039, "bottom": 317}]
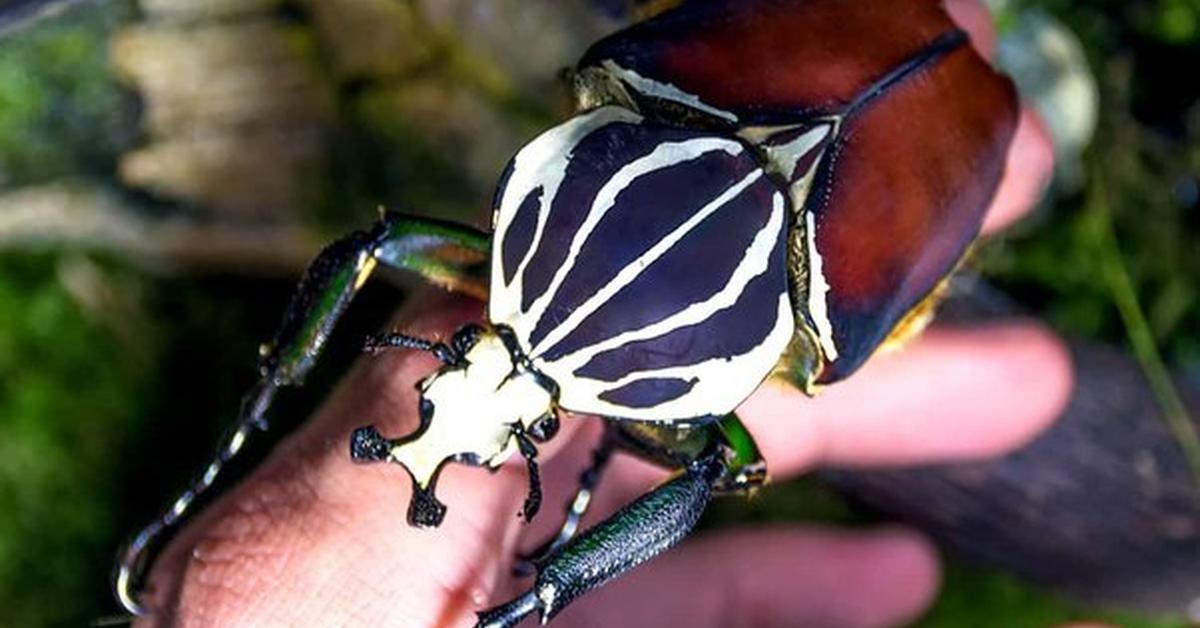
[
  {"left": 364, "top": 332, "right": 460, "bottom": 365},
  {"left": 114, "top": 379, "right": 277, "bottom": 615}
]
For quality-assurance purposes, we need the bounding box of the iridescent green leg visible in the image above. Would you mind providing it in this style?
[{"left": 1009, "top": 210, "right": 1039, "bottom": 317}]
[
  {"left": 114, "top": 212, "right": 490, "bottom": 615},
  {"left": 477, "top": 452, "right": 725, "bottom": 628},
  {"left": 711, "top": 413, "right": 769, "bottom": 493},
  {"left": 480, "top": 415, "right": 767, "bottom": 627}
]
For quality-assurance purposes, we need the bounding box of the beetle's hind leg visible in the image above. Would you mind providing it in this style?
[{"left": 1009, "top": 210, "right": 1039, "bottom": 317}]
[
  {"left": 477, "top": 451, "right": 726, "bottom": 628},
  {"left": 114, "top": 213, "right": 490, "bottom": 616}
]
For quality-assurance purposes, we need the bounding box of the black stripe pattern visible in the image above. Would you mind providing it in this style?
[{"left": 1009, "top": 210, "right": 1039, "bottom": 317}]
[{"left": 490, "top": 106, "right": 794, "bottom": 421}]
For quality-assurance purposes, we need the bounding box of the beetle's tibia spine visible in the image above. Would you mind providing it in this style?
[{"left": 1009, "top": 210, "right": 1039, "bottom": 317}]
[{"left": 407, "top": 483, "right": 447, "bottom": 528}]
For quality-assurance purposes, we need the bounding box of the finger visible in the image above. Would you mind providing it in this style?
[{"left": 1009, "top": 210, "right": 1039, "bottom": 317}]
[
  {"left": 558, "top": 526, "right": 940, "bottom": 628},
  {"left": 944, "top": 0, "right": 1056, "bottom": 234},
  {"left": 981, "top": 106, "right": 1055, "bottom": 234},
  {"left": 535, "top": 322, "right": 1072, "bottom": 536},
  {"left": 945, "top": 0, "right": 998, "bottom": 59},
  {"left": 136, "top": 292, "right": 546, "bottom": 626},
  {"left": 739, "top": 321, "right": 1073, "bottom": 478}
]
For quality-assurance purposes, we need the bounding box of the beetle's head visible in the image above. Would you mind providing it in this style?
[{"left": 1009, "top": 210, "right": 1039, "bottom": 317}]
[{"left": 350, "top": 325, "right": 558, "bottom": 527}]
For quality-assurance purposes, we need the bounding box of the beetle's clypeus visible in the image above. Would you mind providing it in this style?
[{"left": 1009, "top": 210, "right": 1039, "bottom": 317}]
[{"left": 115, "top": 1, "right": 1017, "bottom": 625}]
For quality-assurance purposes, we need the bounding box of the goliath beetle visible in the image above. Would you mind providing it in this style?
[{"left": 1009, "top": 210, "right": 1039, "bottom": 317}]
[{"left": 115, "top": 0, "right": 1017, "bottom": 625}]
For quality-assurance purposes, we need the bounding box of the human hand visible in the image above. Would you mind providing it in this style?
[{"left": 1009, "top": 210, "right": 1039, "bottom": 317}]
[{"left": 133, "top": 1, "right": 1069, "bottom": 625}]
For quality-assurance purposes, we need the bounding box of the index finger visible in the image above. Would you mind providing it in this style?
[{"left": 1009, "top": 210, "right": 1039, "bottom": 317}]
[{"left": 739, "top": 321, "right": 1072, "bottom": 478}]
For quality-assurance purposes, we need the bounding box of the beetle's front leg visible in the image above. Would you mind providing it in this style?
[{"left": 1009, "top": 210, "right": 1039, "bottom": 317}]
[
  {"left": 512, "top": 423, "right": 545, "bottom": 523},
  {"left": 516, "top": 431, "right": 617, "bottom": 575},
  {"left": 115, "top": 212, "right": 489, "bottom": 615},
  {"left": 476, "top": 452, "right": 726, "bottom": 628}
]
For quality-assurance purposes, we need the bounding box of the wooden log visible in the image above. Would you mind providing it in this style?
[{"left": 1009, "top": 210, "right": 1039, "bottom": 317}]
[
  {"left": 111, "top": 16, "right": 333, "bottom": 219},
  {"left": 818, "top": 285, "right": 1200, "bottom": 615}
]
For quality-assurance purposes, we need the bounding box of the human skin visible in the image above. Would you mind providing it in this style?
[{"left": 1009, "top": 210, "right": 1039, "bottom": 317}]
[{"left": 133, "top": 2, "right": 1069, "bottom": 626}]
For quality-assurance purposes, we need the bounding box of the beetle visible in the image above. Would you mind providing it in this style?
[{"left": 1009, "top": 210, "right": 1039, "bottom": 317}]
[{"left": 114, "top": 0, "right": 1017, "bottom": 625}]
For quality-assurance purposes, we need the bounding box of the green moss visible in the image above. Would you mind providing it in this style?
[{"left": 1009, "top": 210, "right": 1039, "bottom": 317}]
[
  {"left": 988, "top": 0, "right": 1200, "bottom": 368},
  {"left": 0, "top": 2, "right": 135, "bottom": 187},
  {"left": 0, "top": 253, "right": 155, "bottom": 626}
]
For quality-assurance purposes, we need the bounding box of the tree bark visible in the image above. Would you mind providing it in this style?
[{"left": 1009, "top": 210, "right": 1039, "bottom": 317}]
[{"left": 818, "top": 284, "right": 1200, "bottom": 615}]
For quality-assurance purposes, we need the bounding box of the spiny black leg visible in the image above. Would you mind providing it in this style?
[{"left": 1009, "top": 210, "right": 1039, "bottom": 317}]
[
  {"left": 114, "top": 228, "right": 378, "bottom": 615},
  {"left": 350, "top": 425, "right": 450, "bottom": 527},
  {"left": 549, "top": 436, "right": 615, "bottom": 548},
  {"left": 450, "top": 324, "right": 486, "bottom": 358},
  {"left": 364, "top": 322, "right": 489, "bottom": 365},
  {"left": 516, "top": 435, "right": 615, "bottom": 576},
  {"left": 528, "top": 412, "right": 560, "bottom": 442},
  {"left": 349, "top": 425, "right": 391, "bottom": 462},
  {"left": 115, "top": 380, "right": 277, "bottom": 613},
  {"left": 477, "top": 453, "right": 726, "bottom": 628},
  {"left": 114, "top": 214, "right": 490, "bottom": 616},
  {"left": 363, "top": 332, "right": 458, "bottom": 365},
  {"left": 513, "top": 429, "right": 543, "bottom": 523}
]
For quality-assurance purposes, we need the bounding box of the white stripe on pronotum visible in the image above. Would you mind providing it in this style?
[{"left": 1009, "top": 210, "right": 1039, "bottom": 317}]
[
  {"left": 490, "top": 106, "right": 642, "bottom": 327},
  {"left": 760, "top": 123, "right": 831, "bottom": 181},
  {"left": 545, "top": 190, "right": 786, "bottom": 373},
  {"left": 542, "top": 192, "right": 793, "bottom": 420},
  {"left": 491, "top": 109, "right": 797, "bottom": 419},
  {"left": 518, "top": 136, "right": 745, "bottom": 344},
  {"left": 805, "top": 210, "right": 839, "bottom": 361},
  {"left": 529, "top": 167, "right": 765, "bottom": 357},
  {"left": 601, "top": 60, "right": 739, "bottom": 124},
  {"left": 556, "top": 295, "right": 794, "bottom": 420}
]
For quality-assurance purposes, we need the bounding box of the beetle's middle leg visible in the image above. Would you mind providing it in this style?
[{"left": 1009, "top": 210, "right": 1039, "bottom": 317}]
[
  {"left": 477, "top": 450, "right": 727, "bottom": 628},
  {"left": 481, "top": 415, "right": 767, "bottom": 627},
  {"left": 115, "top": 212, "right": 490, "bottom": 616}
]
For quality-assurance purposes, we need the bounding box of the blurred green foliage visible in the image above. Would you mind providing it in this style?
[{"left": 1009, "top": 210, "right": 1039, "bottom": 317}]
[
  {"left": 1147, "top": 0, "right": 1200, "bottom": 44},
  {"left": 0, "top": 253, "right": 154, "bottom": 626},
  {"left": 0, "top": 1, "right": 134, "bottom": 187},
  {"left": 0, "top": 0, "right": 1196, "bottom": 626},
  {"left": 982, "top": 0, "right": 1200, "bottom": 369}
]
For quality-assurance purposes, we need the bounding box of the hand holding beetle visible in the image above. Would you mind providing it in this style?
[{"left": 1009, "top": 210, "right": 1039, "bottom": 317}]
[{"left": 132, "top": 1, "right": 1070, "bottom": 626}]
